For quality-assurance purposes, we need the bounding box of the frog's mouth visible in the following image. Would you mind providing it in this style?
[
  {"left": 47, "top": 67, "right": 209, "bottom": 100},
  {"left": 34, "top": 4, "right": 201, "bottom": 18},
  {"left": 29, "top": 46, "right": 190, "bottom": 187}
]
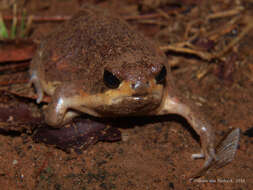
[
  {"left": 62, "top": 80, "right": 164, "bottom": 117},
  {"left": 92, "top": 80, "right": 164, "bottom": 116},
  {"left": 107, "top": 94, "right": 162, "bottom": 116},
  {"left": 111, "top": 93, "right": 161, "bottom": 103}
]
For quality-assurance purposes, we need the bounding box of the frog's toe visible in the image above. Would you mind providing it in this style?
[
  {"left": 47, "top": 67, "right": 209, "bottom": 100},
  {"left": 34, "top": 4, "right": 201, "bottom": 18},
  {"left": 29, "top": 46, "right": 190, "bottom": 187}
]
[
  {"left": 30, "top": 74, "right": 44, "bottom": 104},
  {"left": 35, "top": 88, "right": 44, "bottom": 104},
  {"left": 190, "top": 151, "right": 216, "bottom": 179}
]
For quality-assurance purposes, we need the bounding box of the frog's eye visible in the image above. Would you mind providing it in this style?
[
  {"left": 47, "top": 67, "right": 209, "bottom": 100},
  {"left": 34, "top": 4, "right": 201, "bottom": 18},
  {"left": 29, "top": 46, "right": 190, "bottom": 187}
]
[
  {"left": 155, "top": 66, "right": 167, "bottom": 84},
  {"left": 103, "top": 70, "right": 121, "bottom": 89}
]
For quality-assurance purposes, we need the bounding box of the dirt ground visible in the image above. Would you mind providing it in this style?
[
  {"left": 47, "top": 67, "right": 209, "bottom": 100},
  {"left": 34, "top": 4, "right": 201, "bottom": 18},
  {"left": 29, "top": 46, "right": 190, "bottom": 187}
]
[{"left": 0, "top": 0, "right": 252, "bottom": 189}]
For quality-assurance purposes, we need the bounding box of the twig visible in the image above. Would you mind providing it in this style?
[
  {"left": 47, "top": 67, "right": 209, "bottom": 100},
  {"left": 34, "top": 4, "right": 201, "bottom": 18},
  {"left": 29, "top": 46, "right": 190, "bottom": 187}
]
[
  {"left": 0, "top": 62, "right": 30, "bottom": 72},
  {"left": 184, "top": 19, "right": 203, "bottom": 40},
  {"left": 124, "top": 13, "right": 161, "bottom": 21},
  {"left": 1, "top": 9, "right": 182, "bottom": 24},
  {"left": 134, "top": 19, "right": 168, "bottom": 26},
  {"left": 206, "top": 16, "right": 241, "bottom": 41},
  {"left": 0, "top": 79, "right": 28, "bottom": 85},
  {"left": 3, "top": 13, "right": 163, "bottom": 23},
  {"left": 156, "top": 9, "right": 170, "bottom": 20},
  {"left": 207, "top": 6, "right": 244, "bottom": 20},
  {"left": 23, "top": 15, "right": 33, "bottom": 37},
  {"left": 214, "top": 22, "right": 253, "bottom": 59},
  {"left": 160, "top": 44, "right": 213, "bottom": 61},
  {"left": 161, "top": 11, "right": 252, "bottom": 62},
  {"left": 3, "top": 15, "right": 71, "bottom": 22}
]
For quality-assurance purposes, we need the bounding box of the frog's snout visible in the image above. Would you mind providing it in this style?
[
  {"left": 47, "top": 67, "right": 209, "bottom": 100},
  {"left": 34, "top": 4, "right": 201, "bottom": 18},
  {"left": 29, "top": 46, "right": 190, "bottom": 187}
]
[{"left": 131, "top": 81, "right": 150, "bottom": 96}]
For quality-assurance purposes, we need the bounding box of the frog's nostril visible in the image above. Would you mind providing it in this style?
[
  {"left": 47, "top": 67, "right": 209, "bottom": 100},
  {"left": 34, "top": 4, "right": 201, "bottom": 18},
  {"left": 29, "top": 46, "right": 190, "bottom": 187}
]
[
  {"left": 131, "top": 81, "right": 150, "bottom": 97},
  {"left": 131, "top": 82, "right": 139, "bottom": 90},
  {"left": 131, "top": 81, "right": 149, "bottom": 90}
]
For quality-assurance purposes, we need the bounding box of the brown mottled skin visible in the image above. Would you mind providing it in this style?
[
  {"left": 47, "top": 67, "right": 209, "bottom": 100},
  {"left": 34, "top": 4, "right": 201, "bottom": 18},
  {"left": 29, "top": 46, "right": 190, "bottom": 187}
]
[
  {"left": 31, "top": 5, "right": 165, "bottom": 95},
  {"left": 30, "top": 4, "right": 239, "bottom": 178}
]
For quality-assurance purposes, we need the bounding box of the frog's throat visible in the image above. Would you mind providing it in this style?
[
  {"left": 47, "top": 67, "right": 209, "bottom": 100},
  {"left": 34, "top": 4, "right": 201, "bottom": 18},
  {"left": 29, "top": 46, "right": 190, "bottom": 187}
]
[{"left": 55, "top": 80, "right": 164, "bottom": 117}]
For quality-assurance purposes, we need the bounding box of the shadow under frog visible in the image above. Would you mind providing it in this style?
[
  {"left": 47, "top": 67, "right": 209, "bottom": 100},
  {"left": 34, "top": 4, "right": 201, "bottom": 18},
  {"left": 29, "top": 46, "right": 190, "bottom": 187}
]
[{"left": 29, "top": 4, "right": 240, "bottom": 178}]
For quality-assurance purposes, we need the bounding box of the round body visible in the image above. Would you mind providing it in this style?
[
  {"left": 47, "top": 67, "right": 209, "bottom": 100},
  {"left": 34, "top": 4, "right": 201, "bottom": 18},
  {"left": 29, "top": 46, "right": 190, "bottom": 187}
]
[{"left": 30, "top": 4, "right": 171, "bottom": 122}]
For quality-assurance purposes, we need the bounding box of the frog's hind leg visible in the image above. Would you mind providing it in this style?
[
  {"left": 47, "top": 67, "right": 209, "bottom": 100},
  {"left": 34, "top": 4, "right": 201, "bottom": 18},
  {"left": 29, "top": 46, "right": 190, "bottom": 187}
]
[
  {"left": 157, "top": 95, "right": 240, "bottom": 178},
  {"left": 29, "top": 70, "right": 44, "bottom": 104}
]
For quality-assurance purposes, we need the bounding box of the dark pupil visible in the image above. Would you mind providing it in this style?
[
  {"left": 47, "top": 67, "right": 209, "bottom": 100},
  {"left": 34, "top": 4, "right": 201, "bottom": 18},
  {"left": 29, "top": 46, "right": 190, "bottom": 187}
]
[
  {"left": 103, "top": 70, "right": 121, "bottom": 89},
  {"left": 155, "top": 66, "right": 167, "bottom": 84}
]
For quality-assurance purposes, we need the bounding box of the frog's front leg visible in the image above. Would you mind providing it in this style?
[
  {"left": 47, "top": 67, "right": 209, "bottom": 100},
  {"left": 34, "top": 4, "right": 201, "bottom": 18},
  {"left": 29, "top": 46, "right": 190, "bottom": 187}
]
[
  {"left": 44, "top": 94, "right": 76, "bottom": 127},
  {"left": 43, "top": 83, "right": 83, "bottom": 127},
  {"left": 157, "top": 94, "right": 240, "bottom": 177},
  {"left": 44, "top": 83, "right": 102, "bottom": 127}
]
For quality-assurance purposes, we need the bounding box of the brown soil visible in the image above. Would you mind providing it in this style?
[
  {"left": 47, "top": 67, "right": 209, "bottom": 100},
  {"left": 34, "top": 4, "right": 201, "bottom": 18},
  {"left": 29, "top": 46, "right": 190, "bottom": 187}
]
[{"left": 0, "top": 0, "right": 252, "bottom": 189}]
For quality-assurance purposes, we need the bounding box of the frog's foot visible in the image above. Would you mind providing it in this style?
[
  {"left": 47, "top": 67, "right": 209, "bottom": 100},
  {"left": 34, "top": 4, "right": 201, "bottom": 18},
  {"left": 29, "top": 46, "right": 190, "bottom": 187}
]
[
  {"left": 29, "top": 71, "right": 44, "bottom": 104},
  {"left": 157, "top": 95, "right": 240, "bottom": 178},
  {"left": 43, "top": 84, "right": 86, "bottom": 127},
  {"left": 44, "top": 96, "right": 69, "bottom": 127},
  {"left": 191, "top": 128, "right": 240, "bottom": 179}
]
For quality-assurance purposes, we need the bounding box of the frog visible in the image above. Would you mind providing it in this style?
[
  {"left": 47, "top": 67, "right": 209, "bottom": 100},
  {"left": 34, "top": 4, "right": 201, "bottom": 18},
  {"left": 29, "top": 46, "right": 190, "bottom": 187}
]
[{"left": 29, "top": 4, "right": 240, "bottom": 177}]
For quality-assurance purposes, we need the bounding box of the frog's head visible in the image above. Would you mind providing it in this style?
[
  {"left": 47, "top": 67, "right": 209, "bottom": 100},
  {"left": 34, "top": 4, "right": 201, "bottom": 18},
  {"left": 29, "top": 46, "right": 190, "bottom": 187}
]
[
  {"left": 40, "top": 45, "right": 171, "bottom": 126},
  {"left": 93, "top": 51, "right": 169, "bottom": 116}
]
